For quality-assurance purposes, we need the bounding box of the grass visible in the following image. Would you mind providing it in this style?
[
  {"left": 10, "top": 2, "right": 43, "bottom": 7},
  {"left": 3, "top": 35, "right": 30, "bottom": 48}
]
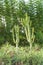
[{"left": 0, "top": 43, "right": 43, "bottom": 65}]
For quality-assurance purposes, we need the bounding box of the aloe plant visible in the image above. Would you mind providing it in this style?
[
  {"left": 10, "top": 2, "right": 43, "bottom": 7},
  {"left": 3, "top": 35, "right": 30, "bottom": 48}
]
[{"left": 21, "top": 13, "right": 35, "bottom": 51}]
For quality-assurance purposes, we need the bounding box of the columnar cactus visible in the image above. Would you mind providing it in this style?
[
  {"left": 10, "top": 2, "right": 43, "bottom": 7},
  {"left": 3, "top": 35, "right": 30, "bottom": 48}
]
[
  {"left": 12, "top": 25, "right": 19, "bottom": 52},
  {"left": 21, "top": 13, "right": 35, "bottom": 51}
]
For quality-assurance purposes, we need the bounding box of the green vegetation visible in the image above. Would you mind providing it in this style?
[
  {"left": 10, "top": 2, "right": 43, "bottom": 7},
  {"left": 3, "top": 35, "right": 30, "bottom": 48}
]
[
  {"left": 21, "top": 13, "right": 35, "bottom": 51},
  {"left": 12, "top": 25, "right": 19, "bottom": 53},
  {"left": 0, "top": 44, "right": 43, "bottom": 65},
  {"left": 0, "top": 0, "right": 43, "bottom": 65}
]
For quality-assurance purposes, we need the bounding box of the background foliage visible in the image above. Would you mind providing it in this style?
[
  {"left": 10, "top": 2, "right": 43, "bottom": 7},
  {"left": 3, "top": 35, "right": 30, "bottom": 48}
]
[{"left": 0, "top": 0, "right": 43, "bottom": 45}]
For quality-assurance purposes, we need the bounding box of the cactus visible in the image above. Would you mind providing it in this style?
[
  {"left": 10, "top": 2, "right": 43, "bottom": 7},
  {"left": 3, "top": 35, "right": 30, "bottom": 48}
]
[
  {"left": 12, "top": 25, "right": 19, "bottom": 53},
  {"left": 21, "top": 13, "right": 35, "bottom": 51}
]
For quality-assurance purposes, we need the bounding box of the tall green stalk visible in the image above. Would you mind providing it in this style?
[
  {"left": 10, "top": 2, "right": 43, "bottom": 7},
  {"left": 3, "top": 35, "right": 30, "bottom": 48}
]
[
  {"left": 21, "top": 13, "right": 35, "bottom": 51},
  {"left": 12, "top": 25, "right": 19, "bottom": 53}
]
